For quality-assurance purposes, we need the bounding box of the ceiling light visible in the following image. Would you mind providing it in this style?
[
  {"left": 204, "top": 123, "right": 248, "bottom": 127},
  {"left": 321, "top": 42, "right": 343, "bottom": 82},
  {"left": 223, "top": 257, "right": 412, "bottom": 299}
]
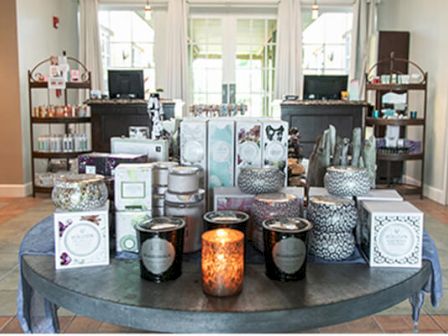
[{"left": 312, "top": 0, "right": 319, "bottom": 20}]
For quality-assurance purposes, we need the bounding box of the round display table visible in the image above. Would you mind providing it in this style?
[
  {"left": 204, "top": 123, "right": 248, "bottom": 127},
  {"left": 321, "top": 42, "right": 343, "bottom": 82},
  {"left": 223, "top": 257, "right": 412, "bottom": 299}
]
[{"left": 22, "top": 255, "right": 430, "bottom": 333}]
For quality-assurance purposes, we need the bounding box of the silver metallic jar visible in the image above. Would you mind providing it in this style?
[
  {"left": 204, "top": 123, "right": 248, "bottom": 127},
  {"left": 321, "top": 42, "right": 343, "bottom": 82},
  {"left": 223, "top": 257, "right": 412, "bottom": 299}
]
[
  {"left": 238, "top": 167, "right": 285, "bottom": 195},
  {"left": 165, "top": 189, "right": 206, "bottom": 253},
  {"left": 309, "top": 231, "right": 355, "bottom": 261},
  {"left": 324, "top": 166, "right": 371, "bottom": 197},
  {"left": 168, "top": 166, "right": 200, "bottom": 194},
  {"left": 307, "top": 196, "right": 358, "bottom": 233},
  {"left": 52, "top": 174, "right": 108, "bottom": 211}
]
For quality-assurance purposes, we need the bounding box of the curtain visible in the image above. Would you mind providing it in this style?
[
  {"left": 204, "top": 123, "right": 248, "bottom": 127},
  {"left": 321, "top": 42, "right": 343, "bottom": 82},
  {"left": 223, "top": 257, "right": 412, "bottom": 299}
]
[
  {"left": 79, "top": 0, "right": 103, "bottom": 102},
  {"left": 163, "top": 0, "right": 189, "bottom": 115},
  {"left": 349, "top": 0, "right": 378, "bottom": 100},
  {"left": 274, "top": 0, "right": 303, "bottom": 99}
]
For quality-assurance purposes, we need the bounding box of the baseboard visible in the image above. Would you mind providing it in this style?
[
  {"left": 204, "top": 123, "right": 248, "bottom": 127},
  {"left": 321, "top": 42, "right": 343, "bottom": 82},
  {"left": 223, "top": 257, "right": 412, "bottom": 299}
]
[
  {"left": 403, "top": 175, "right": 446, "bottom": 204},
  {"left": 0, "top": 183, "right": 33, "bottom": 197}
]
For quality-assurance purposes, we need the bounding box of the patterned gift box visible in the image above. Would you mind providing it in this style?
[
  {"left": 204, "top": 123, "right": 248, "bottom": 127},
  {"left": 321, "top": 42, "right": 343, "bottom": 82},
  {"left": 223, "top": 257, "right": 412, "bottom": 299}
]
[
  {"left": 114, "top": 164, "right": 153, "bottom": 211},
  {"left": 116, "top": 210, "right": 152, "bottom": 253},
  {"left": 54, "top": 201, "right": 110, "bottom": 270},
  {"left": 78, "top": 152, "right": 148, "bottom": 176},
  {"left": 180, "top": 118, "right": 208, "bottom": 189},
  {"left": 207, "top": 118, "right": 235, "bottom": 206},
  {"left": 355, "top": 189, "right": 404, "bottom": 244},
  {"left": 261, "top": 120, "right": 288, "bottom": 183},
  {"left": 360, "top": 201, "right": 423, "bottom": 268},
  {"left": 235, "top": 119, "right": 262, "bottom": 182}
]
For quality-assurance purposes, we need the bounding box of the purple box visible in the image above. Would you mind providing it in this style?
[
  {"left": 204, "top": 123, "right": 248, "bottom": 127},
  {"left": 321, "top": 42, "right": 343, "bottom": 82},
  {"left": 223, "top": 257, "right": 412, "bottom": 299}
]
[{"left": 78, "top": 152, "right": 148, "bottom": 176}]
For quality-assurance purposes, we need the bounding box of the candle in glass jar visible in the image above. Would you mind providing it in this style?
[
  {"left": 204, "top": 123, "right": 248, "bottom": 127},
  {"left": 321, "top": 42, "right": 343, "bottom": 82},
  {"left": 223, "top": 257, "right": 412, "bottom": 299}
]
[{"left": 201, "top": 228, "right": 244, "bottom": 297}]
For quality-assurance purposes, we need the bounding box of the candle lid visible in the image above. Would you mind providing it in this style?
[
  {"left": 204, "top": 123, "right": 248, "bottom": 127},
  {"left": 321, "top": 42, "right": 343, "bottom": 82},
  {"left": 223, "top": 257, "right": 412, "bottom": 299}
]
[
  {"left": 203, "top": 211, "right": 249, "bottom": 225},
  {"left": 136, "top": 217, "right": 185, "bottom": 233},
  {"left": 263, "top": 217, "right": 313, "bottom": 233},
  {"left": 169, "top": 166, "right": 199, "bottom": 176},
  {"left": 327, "top": 166, "right": 367, "bottom": 174},
  {"left": 154, "top": 161, "right": 179, "bottom": 170},
  {"left": 255, "top": 193, "right": 296, "bottom": 204},
  {"left": 309, "top": 195, "right": 354, "bottom": 207},
  {"left": 54, "top": 173, "right": 104, "bottom": 187}
]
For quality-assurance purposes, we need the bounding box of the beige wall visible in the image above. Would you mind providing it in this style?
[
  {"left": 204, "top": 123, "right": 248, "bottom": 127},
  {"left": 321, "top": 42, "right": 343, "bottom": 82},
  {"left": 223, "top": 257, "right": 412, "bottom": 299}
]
[
  {"left": 379, "top": 0, "right": 448, "bottom": 204},
  {"left": 0, "top": 0, "right": 25, "bottom": 186}
]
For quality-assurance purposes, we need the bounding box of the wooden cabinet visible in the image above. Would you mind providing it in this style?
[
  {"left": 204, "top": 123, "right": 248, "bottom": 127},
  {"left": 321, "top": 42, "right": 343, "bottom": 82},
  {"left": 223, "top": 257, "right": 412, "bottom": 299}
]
[{"left": 280, "top": 101, "right": 367, "bottom": 157}]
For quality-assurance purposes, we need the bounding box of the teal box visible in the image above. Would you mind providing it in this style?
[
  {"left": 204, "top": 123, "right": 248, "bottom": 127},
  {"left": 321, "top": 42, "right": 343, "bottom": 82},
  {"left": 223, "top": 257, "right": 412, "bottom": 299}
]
[{"left": 207, "top": 118, "right": 235, "bottom": 190}]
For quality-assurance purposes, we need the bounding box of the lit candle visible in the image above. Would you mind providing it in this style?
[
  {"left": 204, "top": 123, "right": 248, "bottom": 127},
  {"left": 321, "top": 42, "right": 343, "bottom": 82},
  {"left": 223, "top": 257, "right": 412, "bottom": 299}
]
[{"left": 201, "top": 228, "right": 244, "bottom": 297}]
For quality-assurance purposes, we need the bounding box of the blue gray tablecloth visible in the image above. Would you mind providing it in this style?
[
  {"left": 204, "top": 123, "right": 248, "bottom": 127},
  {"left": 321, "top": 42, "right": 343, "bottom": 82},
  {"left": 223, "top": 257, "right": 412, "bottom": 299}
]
[{"left": 17, "top": 216, "right": 443, "bottom": 333}]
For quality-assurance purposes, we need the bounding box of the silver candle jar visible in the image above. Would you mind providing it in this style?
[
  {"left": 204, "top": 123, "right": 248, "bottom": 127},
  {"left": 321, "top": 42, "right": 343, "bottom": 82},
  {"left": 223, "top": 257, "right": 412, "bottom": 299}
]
[
  {"left": 168, "top": 166, "right": 200, "bottom": 194},
  {"left": 238, "top": 167, "right": 285, "bottom": 195},
  {"left": 324, "top": 166, "right": 371, "bottom": 197}
]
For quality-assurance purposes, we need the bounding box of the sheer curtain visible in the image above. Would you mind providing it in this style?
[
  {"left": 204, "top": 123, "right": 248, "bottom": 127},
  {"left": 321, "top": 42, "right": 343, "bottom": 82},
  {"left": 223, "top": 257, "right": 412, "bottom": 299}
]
[
  {"left": 78, "top": 0, "right": 103, "bottom": 101},
  {"left": 274, "top": 0, "right": 303, "bottom": 99},
  {"left": 164, "top": 0, "right": 189, "bottom": 115},
  {"left": 349, "top": 0, "right": 379, "bottom": 99}
]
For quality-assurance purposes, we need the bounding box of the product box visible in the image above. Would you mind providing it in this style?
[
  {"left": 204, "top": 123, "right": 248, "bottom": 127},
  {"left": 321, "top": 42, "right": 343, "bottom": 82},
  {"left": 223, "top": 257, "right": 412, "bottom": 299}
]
[
  {"left": 261, "top": 120, "right": 288, "bottom": 183},
  {"left": 114, "top": 163, "right": 153, "bottom": 211},
  {"left": 54, "top": 201, "right": 110, "bottom": 270},
  {"left": 214, "top": 187, "right": 304, "bottom": 214},
  {"left": 78, "top": 152, "right": 148, "bottom": 176},
  {"left": 207, "top": 118, "right": 235, "bottom": 190},
  {"left": 116, "top": 210, "right": 152, "bottom": 253},
  {"left": 111, "top": 137, "right": 169, "bottom": 162},
  {"left": 235, "top": 119, "right": 262, "bottom": 181},
  {"left": 180, "top": 118, "right": 208, "bottom": 188},
  {"left": 355, "top": 189, "right": 404, "bottom": 244},
  {"left": 308, "top": 187, "right": 330, "bottom": 198},
  {"left": 360, "top": 201, "right": 423, "bottom": 268}
]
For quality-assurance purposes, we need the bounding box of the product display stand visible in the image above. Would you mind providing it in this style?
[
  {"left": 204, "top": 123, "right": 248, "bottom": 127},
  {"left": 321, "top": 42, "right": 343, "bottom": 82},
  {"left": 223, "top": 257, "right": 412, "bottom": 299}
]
[
  {"left": 365, "top": 54, "right": 428, "bottom": 198},
  {"left": 28, "top": 57, "right": 92, "bottom": 196}
]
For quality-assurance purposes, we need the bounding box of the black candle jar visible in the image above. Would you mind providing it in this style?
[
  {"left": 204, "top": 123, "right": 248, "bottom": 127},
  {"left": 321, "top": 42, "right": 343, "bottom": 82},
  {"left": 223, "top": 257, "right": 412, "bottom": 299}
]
[
  {"left": 203, "top": 210, "right": 249, "bottom": 235},
  {"left": 136, "top": 217, "right": 185, "bottom": 283},
  {"left": 263, "top": 217, "right": 313, "bottom": 281}
]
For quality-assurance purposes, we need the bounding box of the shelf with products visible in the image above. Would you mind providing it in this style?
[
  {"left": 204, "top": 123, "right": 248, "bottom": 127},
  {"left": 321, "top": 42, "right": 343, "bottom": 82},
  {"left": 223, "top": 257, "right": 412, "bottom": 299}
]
[
  {"left": 366, "top": 117, "right": 425, "bottom": 126},
  {"left": 28, "top": 55, "right": 92, "bottom": 196},
  {"left": 31, "top": 117, "right": 91, "bottom": 124},
  {"left": 365, "top": 53, "right": 427, "bottom": 198}
]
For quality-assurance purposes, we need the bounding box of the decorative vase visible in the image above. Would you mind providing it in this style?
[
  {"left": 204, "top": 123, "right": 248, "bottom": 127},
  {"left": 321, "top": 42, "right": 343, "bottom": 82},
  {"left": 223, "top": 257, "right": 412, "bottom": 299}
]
[
  {"left": 324, "top": 166, "right": 371, "bottom": 197},
  {"left": 309, "top": 231, "right": 355, "bottom": 261},
  {"left": 307, "top": 196, "right": 358, "bottom": 233},
  {"left": 237, "top": 167, "right": 285, "bottom": 195}
]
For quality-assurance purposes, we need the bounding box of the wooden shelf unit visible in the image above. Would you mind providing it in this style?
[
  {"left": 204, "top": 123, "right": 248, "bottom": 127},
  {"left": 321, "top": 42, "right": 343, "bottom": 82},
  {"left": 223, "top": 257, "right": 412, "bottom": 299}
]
[
  {"left": 365, "top": 54, "right": 428, "bottom": 198},
  {"left": 28, "top": 56, "right": 92, "bottom": 196}
]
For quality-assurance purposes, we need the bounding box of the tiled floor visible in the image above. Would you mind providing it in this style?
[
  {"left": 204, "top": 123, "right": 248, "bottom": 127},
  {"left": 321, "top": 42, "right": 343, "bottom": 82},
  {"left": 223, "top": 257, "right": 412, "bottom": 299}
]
[{"left": 0, "top": 195, "right": 446, "bottom": 333}]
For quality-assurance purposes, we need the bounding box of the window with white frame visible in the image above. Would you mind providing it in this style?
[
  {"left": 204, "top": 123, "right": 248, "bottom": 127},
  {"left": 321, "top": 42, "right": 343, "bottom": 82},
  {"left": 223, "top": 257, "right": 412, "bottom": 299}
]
[
  {"left": 188, "top": 17, "right": 276, "bottom": 116},
  {"left": 99, "top": 10, "right": 156, "bottom": 97},
  {"left": 302, "top": 9, "right": 353, "bottom": 75}
]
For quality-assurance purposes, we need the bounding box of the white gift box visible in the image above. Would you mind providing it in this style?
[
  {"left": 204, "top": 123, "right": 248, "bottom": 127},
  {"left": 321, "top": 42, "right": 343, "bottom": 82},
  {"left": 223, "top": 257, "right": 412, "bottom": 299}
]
[
  {"left": 261, "top": 120, "right": 288, "bottom": 183},
  {"left": 235, "top": 119, "right": 262, "bottom": 181},
  {"left": 114, "top": 163, "right": 153, "bottom": 211},
  {"left": 180, "top": 118, "right": 208, "bottom": 181},
  {"left": 355, "top": 189, "right": 404, "bottom": 244},
  {"left": 111, "top": 137, "right": 169, "bottom": 162},
  {"left": 360, "top": 201, "right": 423, "bottom": 268},
  {"left": 116, "top": 210, "right": 152, "bottom": 253},
  {"left": 54, "top": 201, "right": 110, "bottom": 270},
  {"left": 308, "top": 187, "right": 329, "bottom": 198}
]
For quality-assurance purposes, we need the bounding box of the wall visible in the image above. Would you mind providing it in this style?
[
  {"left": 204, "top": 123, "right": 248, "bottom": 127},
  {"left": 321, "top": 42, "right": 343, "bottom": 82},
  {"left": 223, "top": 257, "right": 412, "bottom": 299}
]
[
  {"left": 16, "top": 0, "right": 79, "bottom": 194},
  {"left": 0, "top": 0, "right": 25, "bottom": 195},
  {"left": 378, "top": 0, "right": 448, "bottom": 204}
]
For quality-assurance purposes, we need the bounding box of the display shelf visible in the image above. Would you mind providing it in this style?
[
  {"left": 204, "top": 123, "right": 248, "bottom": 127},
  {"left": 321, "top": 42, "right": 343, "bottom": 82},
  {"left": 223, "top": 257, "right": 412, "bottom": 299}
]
[
  {"left": 366, "top": 83, "right": 426, "bottom": 91},
  {"left": 377, "top": 153, "right": 424, "bottom": 161},
  {"left": 34, "top": 185, "right": 53, "bottom": 194},
  {"left": 32, "top": 151, "right": 90, "bottom": 159},
  {"left": 365, "top": 53, "right": 428, "bottom": 199},
  {"left": 366, "top": 117, "right": 425, "bottom": 126},
  {"left": 29, "top": 81, "right": 91, "bottom": 89},
  {"left": 31, "top": 117, "right": 91, "bottom": 124}
]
